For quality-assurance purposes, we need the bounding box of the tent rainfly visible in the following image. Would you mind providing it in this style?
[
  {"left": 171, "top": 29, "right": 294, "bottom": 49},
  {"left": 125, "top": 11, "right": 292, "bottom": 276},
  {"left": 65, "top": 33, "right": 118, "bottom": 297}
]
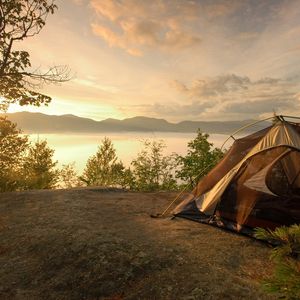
[{"left": 172, "top": 118, "right": 300, "bottom": 235}]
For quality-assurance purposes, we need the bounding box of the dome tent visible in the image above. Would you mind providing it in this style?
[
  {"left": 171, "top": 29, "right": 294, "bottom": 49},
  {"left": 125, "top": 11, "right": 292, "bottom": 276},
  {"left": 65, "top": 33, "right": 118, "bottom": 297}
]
[{"left": 172, "top": 116, "right": 300, "bottom": 234}]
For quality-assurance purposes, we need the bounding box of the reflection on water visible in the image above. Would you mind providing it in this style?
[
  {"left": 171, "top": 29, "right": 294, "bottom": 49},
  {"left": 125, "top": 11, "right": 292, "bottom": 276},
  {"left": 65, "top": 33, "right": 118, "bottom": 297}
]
[{"left": 27, "top": 132, "right": 232, "bottom": 173}]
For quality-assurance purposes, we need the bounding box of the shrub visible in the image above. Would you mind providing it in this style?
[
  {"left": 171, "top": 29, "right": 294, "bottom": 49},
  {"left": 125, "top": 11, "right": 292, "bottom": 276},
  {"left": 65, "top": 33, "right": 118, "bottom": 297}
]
[
  {"left": 59, "top": 162, "right": 82, "bottom": 189},
  {"left": 175, "top": 129, "right": 224, "bottom": 186},
  {"left": 254, "top": 225, "right": 300, "bottom": 299},
  {"left": 130, "top": 140, "right": 178, "bottom": 191}
]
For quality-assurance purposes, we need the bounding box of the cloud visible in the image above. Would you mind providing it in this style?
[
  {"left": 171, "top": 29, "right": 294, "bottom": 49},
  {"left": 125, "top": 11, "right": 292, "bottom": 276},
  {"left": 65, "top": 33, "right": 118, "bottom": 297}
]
[
  {"left": 89, "top": 0, "right": 205, "bottom": 55},
  {"left": 171, "top": 74, "right": 251, "bottom": 99},
  {"left": 221, "top": 97, "right": 297, "bottom": 114},
  {"left": 22, "top": 0, "right": 300, "bottom": 123},
  {"left": 151, "top": 74, "right": 300, "bottom": 120},
  {"left": 72, "top": 0, "right": 84, "bottom": 4},
  {"left": 237, "top": 31, "right": 259, "bottom": 41},
  {"left": 203, "top": 1, "right": 241, "bottom": 18}
]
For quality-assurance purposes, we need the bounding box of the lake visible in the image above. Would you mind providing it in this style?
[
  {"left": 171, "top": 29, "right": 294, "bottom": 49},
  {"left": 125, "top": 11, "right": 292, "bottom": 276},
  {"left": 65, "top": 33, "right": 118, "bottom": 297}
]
[{"left": 27, "top": 132, "right": 233, "bottom": 173}]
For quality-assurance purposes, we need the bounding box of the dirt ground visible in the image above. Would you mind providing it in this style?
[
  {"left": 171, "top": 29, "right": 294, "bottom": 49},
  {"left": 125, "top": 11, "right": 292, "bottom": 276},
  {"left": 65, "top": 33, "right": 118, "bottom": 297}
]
[{"left": 0, "top": 188, "right": 274, "bottom": 300}]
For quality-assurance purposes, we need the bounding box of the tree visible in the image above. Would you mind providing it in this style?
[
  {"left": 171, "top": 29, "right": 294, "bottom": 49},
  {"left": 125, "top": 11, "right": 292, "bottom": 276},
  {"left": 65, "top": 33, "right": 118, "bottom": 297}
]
[
  {"left": 119, "top": 167, "right": 136, "bottom": 190},
  {"left": 0, "top": 0, "right": 70, "bottom": 111},
  {"left": 22, "top": 140, "right": 59, "bottom": 189},
  {"left": 59, "top": 162, "right": 82, "bottom": 189},
  {"left": 0, "top": 116, "right": 28, "bottom": 191},
  {"left": 130, "top": 140, "right": 178, "bottom": 191},
  {"left": 80, "top": 137, "right": 125, "bottom": 187},
  {"left": 0, "top": 117, "right": 62, "bottom": 192},
  {"left": 176, "top": 130, "right": 224, "bottom": 186}
]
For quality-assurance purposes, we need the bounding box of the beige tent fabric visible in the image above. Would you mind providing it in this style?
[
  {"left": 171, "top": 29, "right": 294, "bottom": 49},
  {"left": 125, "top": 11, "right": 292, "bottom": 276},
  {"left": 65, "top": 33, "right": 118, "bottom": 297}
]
[
  {"left": 243, "top": 164, "right": 277, "bottom": 196},
  {"left": 195, "top": 168, "right": 238, "bottom": 214},
  {"left": 196, "top": 122, "right": 300, "bottom": 215},
  {"left": 246, "top": 122, "right": 300, "bottom": 154}
]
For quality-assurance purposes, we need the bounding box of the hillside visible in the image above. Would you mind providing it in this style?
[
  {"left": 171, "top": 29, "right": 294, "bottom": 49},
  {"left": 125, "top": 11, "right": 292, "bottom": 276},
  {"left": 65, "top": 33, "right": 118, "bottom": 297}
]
[
  {"left": 0, "top": 188, "right": 273, "bottom": 299},
  {"left": 1, "top": 112, "right": 269, "bottom": 134}
]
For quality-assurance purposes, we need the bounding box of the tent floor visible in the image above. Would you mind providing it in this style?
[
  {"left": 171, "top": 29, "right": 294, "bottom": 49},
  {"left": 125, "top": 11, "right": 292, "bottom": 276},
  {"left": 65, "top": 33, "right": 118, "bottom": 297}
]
[{"left": 175, "top": 212, "right": 255, "bottom": 237}]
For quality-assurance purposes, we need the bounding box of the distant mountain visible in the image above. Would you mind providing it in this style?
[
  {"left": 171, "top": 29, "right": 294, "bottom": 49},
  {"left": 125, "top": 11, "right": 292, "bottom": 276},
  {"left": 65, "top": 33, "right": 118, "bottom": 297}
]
[{"left": 0, "top": 112, "right": 270, "bottom": 134}]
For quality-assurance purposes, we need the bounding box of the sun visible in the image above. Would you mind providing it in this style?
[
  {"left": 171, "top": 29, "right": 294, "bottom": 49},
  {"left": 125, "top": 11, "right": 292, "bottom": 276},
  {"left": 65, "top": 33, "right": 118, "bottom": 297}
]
[{"left": 6, "top": 103, "right": 40, "bottom": 114}]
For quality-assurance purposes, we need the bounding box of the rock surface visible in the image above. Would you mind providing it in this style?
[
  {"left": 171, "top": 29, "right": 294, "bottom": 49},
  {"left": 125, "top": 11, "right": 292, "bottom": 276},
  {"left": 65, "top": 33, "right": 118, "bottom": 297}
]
[{"left": 0, "top": 188, "right": 273, "bottom": 299}]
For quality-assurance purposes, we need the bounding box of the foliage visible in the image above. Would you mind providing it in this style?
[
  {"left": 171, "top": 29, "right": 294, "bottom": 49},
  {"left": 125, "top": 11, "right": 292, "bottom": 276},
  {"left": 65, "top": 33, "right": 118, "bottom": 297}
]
[
  {"left": 130, "top": 140, "right": 178, "bottom": 191},
  {"left": 80, "top": 137, "right": 125, "bottom": 187},
  {"left": 254, "top": 225, "right": 300, "bottom": 299},
  {"left": 0, "top": 116, "right": 28, "bottom": 191},
  {"left": 0, "top": 120, "right": 226, "bottom": 193},
  {"left": 0, "top": 117, "right": 60, "bottom": 191},
  {"left": 21, "top": 140, "right": 59, "bottom": 189},
  {"left": 0, "top": 0, "right": 70, "bottom": 111},
  {"left": 176, "top": 129, "right": 224, "bottom": 186},
  {"left": 118, "top": 167, "right": 136, "bottom": 190},
  {"left": 59, "top": 162, "right": 82, "bottom": 189}
]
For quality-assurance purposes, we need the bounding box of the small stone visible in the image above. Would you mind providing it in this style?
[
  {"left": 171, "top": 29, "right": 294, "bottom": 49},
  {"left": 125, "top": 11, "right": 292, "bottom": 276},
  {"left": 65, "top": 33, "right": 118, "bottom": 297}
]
[{"left": 166, "top": 286, "right": 173, "bottom": 292}]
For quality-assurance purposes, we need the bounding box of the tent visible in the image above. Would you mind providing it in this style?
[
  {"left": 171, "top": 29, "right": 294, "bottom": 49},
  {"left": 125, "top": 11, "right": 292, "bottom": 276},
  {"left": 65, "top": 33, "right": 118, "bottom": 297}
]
[{"left": 172, "top": 117, "right": 300, "bottom": 234}]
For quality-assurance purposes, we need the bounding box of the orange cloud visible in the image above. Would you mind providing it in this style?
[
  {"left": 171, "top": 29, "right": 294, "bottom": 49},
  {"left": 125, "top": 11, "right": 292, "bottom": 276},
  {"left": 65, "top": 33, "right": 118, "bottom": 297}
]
[
  {"left": 204, "top": 1, "right": 241, "bottom": 18},
  {"left": 89, "top": 0, "right": 202, "bottom": 56}
]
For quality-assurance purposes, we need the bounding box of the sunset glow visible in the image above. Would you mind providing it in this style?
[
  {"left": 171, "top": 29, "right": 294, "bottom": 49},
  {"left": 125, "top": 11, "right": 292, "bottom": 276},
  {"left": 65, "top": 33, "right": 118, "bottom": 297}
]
[{"left": 9, "top": 0, "right": 300, "bottom": 121}]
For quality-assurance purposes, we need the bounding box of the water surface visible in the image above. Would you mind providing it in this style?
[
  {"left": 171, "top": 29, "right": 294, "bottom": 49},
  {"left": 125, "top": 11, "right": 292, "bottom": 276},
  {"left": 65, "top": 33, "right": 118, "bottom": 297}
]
[{"left": 28, "top": 132, "right": 232, "bottom": 173}]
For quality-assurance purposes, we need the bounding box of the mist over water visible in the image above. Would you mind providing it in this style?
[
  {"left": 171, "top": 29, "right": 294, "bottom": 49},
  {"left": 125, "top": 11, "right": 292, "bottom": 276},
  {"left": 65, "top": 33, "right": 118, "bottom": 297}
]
[{"left": 27, "top": 132, "right": 233, "bottom": 173}]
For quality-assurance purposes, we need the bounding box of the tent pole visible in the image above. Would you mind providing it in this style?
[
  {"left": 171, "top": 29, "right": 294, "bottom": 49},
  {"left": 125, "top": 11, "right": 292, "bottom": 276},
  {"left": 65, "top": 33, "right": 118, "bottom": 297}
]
[
  {"left": 153, "top": 160, "right": 218, "bottom": 218},
  {"left": 158, "top": 184, "right": 192, "bottom": 217},
  {"left": 220, "top": 116, "right": 275, "bottom": 150},
  {"left": 280, "top": 115, "right": 300, "bottom": 121}
]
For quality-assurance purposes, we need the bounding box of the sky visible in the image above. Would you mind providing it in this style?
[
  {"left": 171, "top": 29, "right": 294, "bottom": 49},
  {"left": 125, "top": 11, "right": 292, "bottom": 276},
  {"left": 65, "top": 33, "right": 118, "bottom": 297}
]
[{"left": 7, "top": 0, "right": 300, "bottom": 122}]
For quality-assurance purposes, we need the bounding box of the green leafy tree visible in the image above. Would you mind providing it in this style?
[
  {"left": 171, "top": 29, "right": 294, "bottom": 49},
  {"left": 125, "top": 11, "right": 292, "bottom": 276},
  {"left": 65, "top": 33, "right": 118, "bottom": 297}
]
[
  {"left": 254, "top": 225, "right": 300, "bottom": 299},
  {"left": 120, "top": 167, "right": 136, "bottom": 190},
  {"left": 22, "top": 140, "right": 59, "bottom": 189},
  {"left": 0, "top": 116, "right": 28, "bottom": 191},
  {"left": 130, "top": 140, "right": 178, "bottom": 191},
  {"left": 80, "top": 137, "right": 125, "bottom": 187},
  {"left": 0, "top": 0, "right": 70, "bottom": 111},
  {"left": 59, "top": 162, "right": 82, "bottom": 189},
  {"left": 176, "top": 130, "right": 224, "bottom": 186}
]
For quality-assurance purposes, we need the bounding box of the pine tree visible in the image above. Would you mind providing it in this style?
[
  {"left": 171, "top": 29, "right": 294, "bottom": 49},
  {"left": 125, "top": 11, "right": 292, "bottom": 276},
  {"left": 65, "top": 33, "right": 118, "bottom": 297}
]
[
  {"left": 0, "top": 117, "right": 28, "bottom": 191},
  {"left": 80, "top": 137, "right": 125, "bottom": 187},
  {"left": 22, "top": 140, "right": 59, "bottom": 189}
]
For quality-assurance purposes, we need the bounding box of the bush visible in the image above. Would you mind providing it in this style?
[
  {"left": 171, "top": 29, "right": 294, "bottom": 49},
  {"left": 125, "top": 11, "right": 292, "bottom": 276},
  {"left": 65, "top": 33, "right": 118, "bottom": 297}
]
[
  {"left": 59, "top": 162, "right": 82, "bottom": 189},
  {"left": 130, "top": 140, "right": 178, "bottom": 191},
  {"left": 254, "top": 225, "right": 300, "bottom": 299},
  {"left": 175, "top": 129, "right": 224, "bottom": 186}
]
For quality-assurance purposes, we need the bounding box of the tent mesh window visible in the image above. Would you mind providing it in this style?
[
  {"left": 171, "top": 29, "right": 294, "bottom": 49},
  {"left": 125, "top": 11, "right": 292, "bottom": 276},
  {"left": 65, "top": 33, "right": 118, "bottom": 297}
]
[{"left": 216, "top": 146, "right": 300, "bottom": 230}]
